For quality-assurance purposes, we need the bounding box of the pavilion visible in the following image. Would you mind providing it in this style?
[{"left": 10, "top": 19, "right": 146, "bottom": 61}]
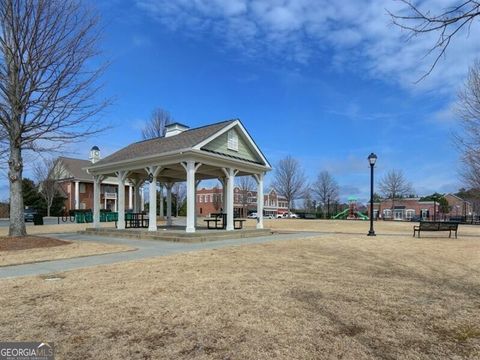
[{"left": 85, "top": 119, "right": 271, "bottom": 233}]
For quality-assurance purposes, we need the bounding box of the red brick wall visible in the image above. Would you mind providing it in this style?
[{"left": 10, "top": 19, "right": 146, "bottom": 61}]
[
  {"left": 58, "top": 181, "right": 130, "bottom": 212},
  {"left": 196, "top": 186, "right": 288, "bottom": 217}
]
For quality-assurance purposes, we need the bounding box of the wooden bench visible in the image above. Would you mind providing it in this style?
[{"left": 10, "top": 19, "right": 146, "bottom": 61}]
[{"left": 413, "top": 221, "right": 458, "bottom": 238}]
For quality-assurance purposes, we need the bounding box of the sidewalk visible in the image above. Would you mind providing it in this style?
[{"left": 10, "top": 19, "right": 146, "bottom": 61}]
[{"left": 0, "top": 231, "right": 322, "bottom": 279}]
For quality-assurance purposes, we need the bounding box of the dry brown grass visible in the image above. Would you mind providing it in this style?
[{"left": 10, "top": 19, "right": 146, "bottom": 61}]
[
  {"left": 0, "top": 221, "right": 479, "bottom": 359},
  {"left": 0, "top": 240, "right": 134, "bottom": 267},
  {"left": 0, "top": 222, "right": 118, "bottom": 237}
]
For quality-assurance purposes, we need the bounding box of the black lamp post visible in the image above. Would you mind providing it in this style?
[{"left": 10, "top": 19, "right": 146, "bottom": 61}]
[{"left": 367, "top": 153, "right": 377, "bottom": 236}]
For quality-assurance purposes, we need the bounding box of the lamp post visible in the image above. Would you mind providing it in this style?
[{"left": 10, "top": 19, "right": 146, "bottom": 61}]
[{"left": 367, "top": 153, "right": 377, "bottom": 236}]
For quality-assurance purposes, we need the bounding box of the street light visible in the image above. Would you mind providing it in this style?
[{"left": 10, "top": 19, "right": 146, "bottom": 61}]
[{"left": 367, "top": 153, "right": 377, "bottom": 236}]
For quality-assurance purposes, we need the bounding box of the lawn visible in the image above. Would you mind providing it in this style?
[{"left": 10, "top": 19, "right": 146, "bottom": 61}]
[
  {"left": 0, "top": 220, "right": 479, "bottom": 359},
  {"left": 0, "top": 236, "right": 134, "bottom": 267}
]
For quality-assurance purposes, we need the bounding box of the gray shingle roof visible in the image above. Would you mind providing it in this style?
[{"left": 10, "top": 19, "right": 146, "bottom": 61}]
[
  {"left": 58, "top": 157, "right": 93, "bottom": 181},
  {"left": 93, "top": 119, "right": 236, "bottom": 166}
]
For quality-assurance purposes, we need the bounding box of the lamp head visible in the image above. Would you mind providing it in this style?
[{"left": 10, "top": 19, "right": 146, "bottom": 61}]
[{"left": 368, "top": 153, "right": 377, "bottom": 166}]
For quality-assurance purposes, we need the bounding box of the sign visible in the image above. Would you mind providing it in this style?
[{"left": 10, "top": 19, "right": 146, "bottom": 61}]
[{"left": 0, "top": 342, "right": 54, "bottom": 360}]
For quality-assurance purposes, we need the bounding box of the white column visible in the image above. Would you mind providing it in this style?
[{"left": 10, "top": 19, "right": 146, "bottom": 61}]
[
  {"left": 146, "top": 166, "right": 162, "bottom": 231},
  {"left": 159, "top": 184, "right": 164, "bottom": 219},
  {"left": 254, "top": 173, "right": 264, "bottom": 229},
  {"left": 219, "top": 178, "right": 227, "bottom": 213},
  {"left": 93, "top": 175, "right": 103, "bottom": 228},
  {"left": 128, "top": 185, "right": 133, "bottom": 210},
  {"left": 74, "top": 181, "right": 80, "bottom": 210},
  {"left": 134, "top": 185, "right": 140, "bottom": 212},
  {"left": 148, "top": 180, "right": 157, "bottom": 231},
  {"left": 116, "top": 171, "right": 127, "bottom": 230},
  {"left": 140, "top": 186, "right": 145, "bottom": 211},
  {"left": 223, "top": 168, "right": 237, "bottom": 231},
  {"left": 182, "top": 161, "right": 201, "bottom": 233},
  {"left": 166, "top": 183, "right": 173, "bottom": 227}
]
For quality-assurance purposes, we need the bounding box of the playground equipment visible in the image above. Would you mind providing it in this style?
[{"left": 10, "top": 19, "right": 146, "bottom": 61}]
[{"left": 333, "top": 196, "right": 369, "bottom": 220}]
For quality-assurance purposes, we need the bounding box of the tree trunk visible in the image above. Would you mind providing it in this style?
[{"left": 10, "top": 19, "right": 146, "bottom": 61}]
[{"left": 9, "top": 144, "right": 26, "bottom": 236}]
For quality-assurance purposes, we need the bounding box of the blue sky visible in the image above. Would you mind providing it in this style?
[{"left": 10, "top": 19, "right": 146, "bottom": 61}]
[{"left": 2, "top": 0, "right": 479, "bottom": 203}]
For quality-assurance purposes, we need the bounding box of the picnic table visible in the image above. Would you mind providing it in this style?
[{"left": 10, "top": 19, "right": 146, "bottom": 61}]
[
  {"left": 205, "top": 213, "right": 226, "bottom": 229},
  {"left": 204, "top": 213, "right": 247, "bottom": 230}
]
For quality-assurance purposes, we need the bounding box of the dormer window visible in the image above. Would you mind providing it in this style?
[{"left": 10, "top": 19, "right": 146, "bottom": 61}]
[{"left": 227, "top": 130, "right": 238, "bottom": 151}]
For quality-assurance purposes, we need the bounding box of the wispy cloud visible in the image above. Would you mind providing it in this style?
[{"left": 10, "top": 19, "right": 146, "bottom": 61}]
[{"left": 135, "top": 0, "right": 480, "bottom": 93}]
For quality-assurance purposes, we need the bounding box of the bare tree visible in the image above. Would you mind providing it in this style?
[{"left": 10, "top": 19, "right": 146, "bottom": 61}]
[
  {"left": 390, "top": 1, "right": 480, "bottom": 80},
  {"left": 303, "top": 190, "right": 314, "bottom": 212},
  {"left": 172, "top": 182, "right": 186, "bottom": 217},
  {"left": 0, "top": 0, "right": 108, "bottom": 236},
  {"left": 34, "top": 158, "right": 62, "bottom": 216},
  {"left": 457, "top": 61, "right": 480, "bottom": 189},
  {"left": 271, "top": 156, "right": 308, "bottom": 214},
  {"left": 141, "top": 108, "right": 174, "bottom": 140},
  {"left": 236, "top": 176, "right": 255, "bottom": 217},
  {"left": 379, "top": 169, "right": 413, "bottom": 213},
  {"left": 312, "top": 170, "right": 339, "bottom": 218}
]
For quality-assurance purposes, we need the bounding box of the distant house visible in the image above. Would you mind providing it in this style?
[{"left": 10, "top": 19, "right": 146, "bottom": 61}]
[
  {"left": 55, "top": 147, "right": 140, "bottom": 212},
  {"left": 196, "top": 187, "right": 288, "bottom": 217}
]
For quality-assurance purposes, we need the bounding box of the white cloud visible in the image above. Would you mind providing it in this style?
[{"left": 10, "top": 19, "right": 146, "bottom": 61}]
[{"left": 135, "top": 0, "right": 480, "bottom": 92}]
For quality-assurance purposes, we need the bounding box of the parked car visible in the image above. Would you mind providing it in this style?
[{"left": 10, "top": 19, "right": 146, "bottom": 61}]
[
  {"left": 276, "top": 213, "right": 286, "bottom": 218},
  {"left": 264, "top": 214, "right": 274, "bottom": 219},
  {"left": 247, "top": 212, "right": 258, "bottom": 219},
  {"left": 288, "top": 213, "right": 299, "bottom": 219},
  {"left": 24, "top": 208, "right": 37, "bottom": 222}
]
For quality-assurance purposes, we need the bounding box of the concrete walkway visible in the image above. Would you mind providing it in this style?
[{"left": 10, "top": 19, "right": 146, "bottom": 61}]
[{"left": 0, "top": 231, "right": 322, "bottom": 279}]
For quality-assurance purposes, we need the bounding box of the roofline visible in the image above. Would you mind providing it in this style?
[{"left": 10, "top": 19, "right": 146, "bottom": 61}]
[
  {"left": 118, "top": 119, "right": 236, "bottom": 148},
  {"left": 85, "top": 149, "right": 271, "bottom": 177}
]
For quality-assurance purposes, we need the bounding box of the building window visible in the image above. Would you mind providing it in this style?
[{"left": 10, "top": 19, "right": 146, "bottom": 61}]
[
  {"left": 79, "top": 183, "right": 86, "bottom": 193},
  {"left": 206, "top": 195, "right": 210, "bottom": 203},
  {"left": 406, "top": 209, "right": 415, "bottom": 219},
  {"left": 227, "top": 130, "right": 239, "bottom": 151}
]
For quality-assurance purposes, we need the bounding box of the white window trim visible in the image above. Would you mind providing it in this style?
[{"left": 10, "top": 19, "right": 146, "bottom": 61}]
[{"left": 227, "top": 130, "right": 239, "bottom": 151}]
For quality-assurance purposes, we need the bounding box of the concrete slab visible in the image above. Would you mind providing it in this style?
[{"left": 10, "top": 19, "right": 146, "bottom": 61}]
[{"left": 80, "top": 227, "right": 273, "bottom": 242}]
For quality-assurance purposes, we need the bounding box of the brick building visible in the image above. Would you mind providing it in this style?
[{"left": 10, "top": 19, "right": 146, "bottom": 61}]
[
  {"left": 55, "top": 147, "right": 140, "bottom": 212},
  {"left": 369, "top": 194, "right": 472, "bottom": 221},
  {"left": 369, "top": 198, "right": 438, "bottom": 220},
  {"left": 196, "top": 186, "right": 288, "bottom": 217}
]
